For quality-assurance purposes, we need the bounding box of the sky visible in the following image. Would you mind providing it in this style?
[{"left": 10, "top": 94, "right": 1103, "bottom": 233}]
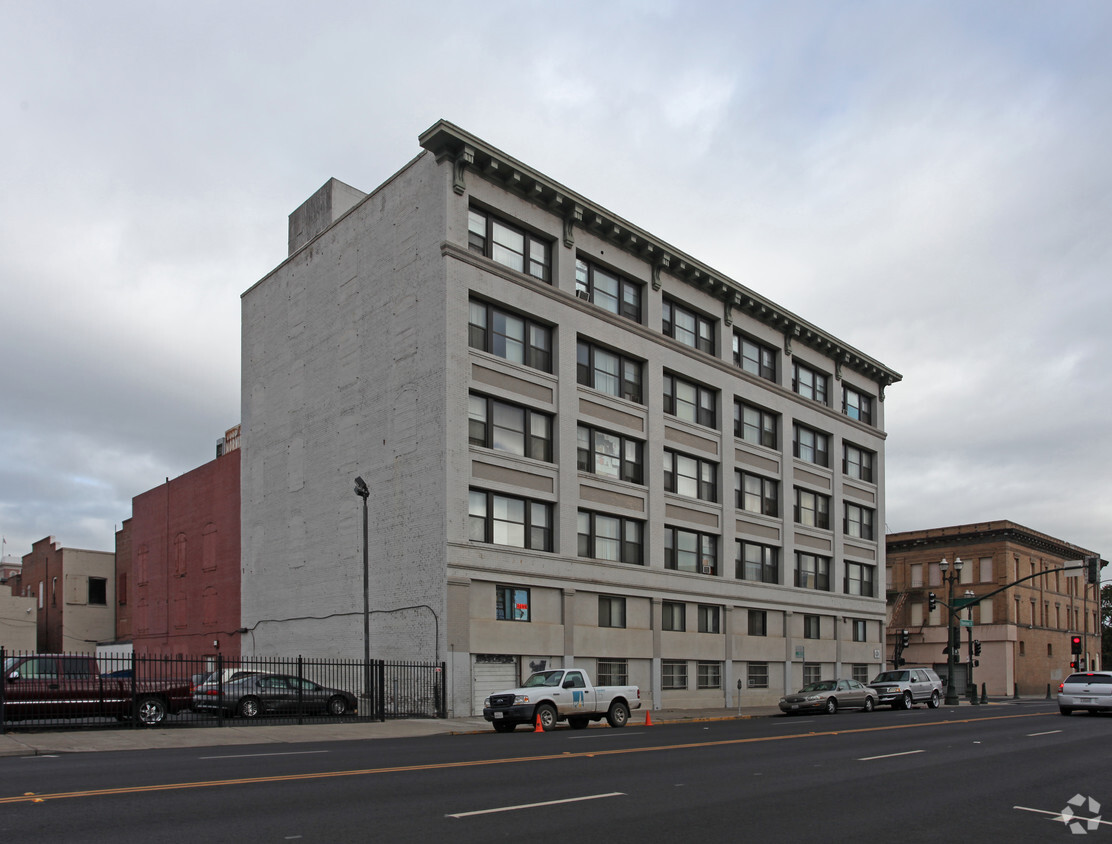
[{"left": 1, "top": 1, "right": 1110, "bottom": 579}]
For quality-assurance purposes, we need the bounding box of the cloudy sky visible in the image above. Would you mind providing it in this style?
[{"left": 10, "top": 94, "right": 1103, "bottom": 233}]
[{"left": 2, "top": 1, "right": 1109, "bottom": 578}]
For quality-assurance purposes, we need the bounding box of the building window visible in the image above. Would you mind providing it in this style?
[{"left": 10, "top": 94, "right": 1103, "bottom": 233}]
[
  {"left": 851, "top": 619, "right": 867, "bottom": 642},
  {"left": 803, "top": 663, "right": 822, "bottom": 685},
  {"left": 598, "top": 595, "right": 627, "bottom": 628},
  {"left": 794, "top": 488, "right": 831, "bottom": 530},
  {"left": 88, "top": 577, "right": 107, "bottom": 606},
  {"left": 734, "top": 399, "right": 778, "bottom": 449},
  {"left": 793, "top": 424, "right": 830, "bottom": 467},
  {"left": 577, "top": 511, "right": 644, "bottom": 565},
  {"left": 662, "top": 299, "right": 714, "bottom": 354},
  {"left": 843, "top": 384, "right": 874, "bottom": 425},
  {"left": 662, "top": 660, "right": 688, "bottom": 690},
  {"left": 496, "top": 586, "right": 531, "bottom": 621},
  {"left": 697, "top": 661, "right": 722, "bottom": 690},
  {"left": 597, "top": 659, "right": 628, "bottom": 686},
  {"left": 844, "top": 503, "right": 875, "bottom": 540},
  {"left": 468, "top": 206, "right": 550, "bottom": 281},
  {"left": 575, "top": 258, "right": 642, "bottom": 322},
  {"left": 792, "top": 361, "right": 829, "bottom": 405},
  {"left": 664, "top": 449, "right": 718, "bottom": 502},
  {"left": 748, "top": 610, "right": 768, "bottom": 636},
  {"left": 844, "top": 562, "right": 876, "bottom": 597},
  {"left": 747, "top": 662, "right": 769, "bottom": 688},
  {"left": 796, "top": 553, "right": 831, "bottom": 591},
  {"left": 662, "top": 601, "right": 686, "bottom": 632},
  {"left": 577, "top": 339, "right": 643, "bottom": 403},
  {"left": 803, "top": 615, "right": 820, "bottom": 639},
  {"left": 663, "top": 373, "right": 716, "bottom": 428},
  {"left": 468, "top": 393, "right": 553, "bottom": 461},
  {"left": 851, "top": 664, "right": 869, "bottom": 684},
  {"left": 576, "top": 425, "right": 643, "bottom": 484},
  {"left": 736, "top": 470, "right": 778, "bottom": 517},
  {"left": 468, "top": 489, "right": 553, "bottom": 551},
  {"left": 665, "top": 527, "right": 718, "bottom": 575},
  {"left": 698, "top": 605, "right": 720, "bottom": 634},
  {"left": 736, "top": 541, "right": 779, "bottom": 584},
  {"left": 843, "top": 443, "right": 874, "bottom": 483},
  {"left": 733, "top": 332, "right": 776, "bottom": 381},
  {"left": 468, "top": 299, "right": 552, "bottom": 372}
]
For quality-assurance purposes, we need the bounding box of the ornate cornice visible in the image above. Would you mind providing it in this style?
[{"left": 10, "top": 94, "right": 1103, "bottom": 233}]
[
  {"left": 419, "top": 119, "right": 902, "bottom": 391},
  {"left": 886, "top": 522, "right": 1096, "bottom": 562}
]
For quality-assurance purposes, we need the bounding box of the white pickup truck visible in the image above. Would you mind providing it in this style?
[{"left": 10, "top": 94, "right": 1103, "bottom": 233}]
[{"left": 482, "top": 668, "right": 641, "bottom": 732}]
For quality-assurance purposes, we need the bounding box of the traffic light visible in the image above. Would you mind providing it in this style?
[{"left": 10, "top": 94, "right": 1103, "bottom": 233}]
[
  {"left": 952, "top": 627, "right": 962, "bottom": 650},
  {"left": 928, "top": 592, "right": 937, "bottom": 612},
  {"left": 901, "top": 629, "right": 910, "bottom": 648},
  {"left": 973, "top": 640, "right": 981, "bottom": 656},
  {"left": 1071, "top": 634, "right": 1083, "bottom": 655},
  {"left": 1071, "top": 660, "right": 1078, "bottom": 670},
  {"left": 1086, "top": 556, "right": 1099, "bottom": 585}
]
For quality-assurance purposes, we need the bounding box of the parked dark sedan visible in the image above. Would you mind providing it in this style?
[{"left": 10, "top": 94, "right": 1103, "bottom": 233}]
[{"left": 192, "top": 673, "right": 358, "bottom": 718}]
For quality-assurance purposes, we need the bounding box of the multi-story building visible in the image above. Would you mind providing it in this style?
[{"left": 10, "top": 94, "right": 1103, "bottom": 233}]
[
  {"left": 240, "top": 120, "right": 902, "bottom": 715},
  {"left": 886, "top": 521, "right": 1103, "bottom": 696},
  {"left": 12, "top": 537, "right": 115, "bottom": 653}
]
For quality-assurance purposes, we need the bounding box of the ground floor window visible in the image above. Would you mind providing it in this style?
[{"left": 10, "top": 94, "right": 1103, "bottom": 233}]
[
  {"left": 663, "top": 660, "right": 688, "bottom": 690},
  {"left": 495, "top": 586, "right": 530, "bottom": 621},
  {"left": 851, "top": 664, "right": 869, "bottom": 684},
  {"left": 597, "top": 659, "right": 628, "bottom": 686},
  {"left": 803, "top": 663, "right": 821, "bottom": 685},
  {"left": 697, "top": 661, "right": 721, "bottom": 689},
  {"left": 747, "top": 662, "right": 768, "bottom": 688}
]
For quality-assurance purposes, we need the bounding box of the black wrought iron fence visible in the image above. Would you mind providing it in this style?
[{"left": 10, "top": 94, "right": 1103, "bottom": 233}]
[{"left": 0, "top": 648, "right": 446, "bottom": 732}]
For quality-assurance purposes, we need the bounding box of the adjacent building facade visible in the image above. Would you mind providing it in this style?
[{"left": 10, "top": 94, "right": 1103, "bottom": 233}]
[
  {"left": 886, "top": 521, "right": 1102, "bottom": 696},
  {"left": 241, "top": 120, "right": 902, "bottom": 715}
]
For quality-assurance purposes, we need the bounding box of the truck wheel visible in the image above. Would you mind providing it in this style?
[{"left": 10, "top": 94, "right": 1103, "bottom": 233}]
[
  {"left": 568, "top": 716, "right": 589, "bottom": 730},
  {"left": 928, "top": 690, "right": 941, "bottom": 709},
  {"left": 492, "top": 721, "right": 516, "bottom": 732},
  {"left": 606, "top": 701, "right": 630, "bottom": 728},
  {"left": 535, "top": 703, "right": 558, "bottom": 732},
  {"left": 136, "top": 696, "right": 167, "bottom": 727},
  {"left": 901, "top": 690, "right": 913, "bottom": 710},
  {"left": 239, "top": 696, "right": 262, "bottom": 719}
]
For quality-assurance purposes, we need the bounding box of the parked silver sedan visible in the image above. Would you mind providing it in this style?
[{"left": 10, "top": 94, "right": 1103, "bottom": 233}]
[
  {"left": 779, "top": 679, "right": 877, "bottom": 714},
  {"left": 1058, "top": 672, "right": 1112, "bottom": 715},
  {"left": 192, "top": 673, "right": 358, "bottom": 718}
]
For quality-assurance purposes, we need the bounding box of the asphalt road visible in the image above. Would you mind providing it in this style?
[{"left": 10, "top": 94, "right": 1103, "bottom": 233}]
[{"left": 0, "top": 701, "right": 1105, "bottom": 843}]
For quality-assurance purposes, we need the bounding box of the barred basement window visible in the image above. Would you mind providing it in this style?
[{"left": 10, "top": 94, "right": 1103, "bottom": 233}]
[
  {"left": 662, "top": 660, "right": 688, "bottom": 690},
  {"left": 697, "top": 661, "right": 722, "bottom": 690},
  {"left": 597, "top": 659, "right": 628, "bottom": 686},
  {"left": 747, "top": 662, "right": 769, "bottom": 688}
]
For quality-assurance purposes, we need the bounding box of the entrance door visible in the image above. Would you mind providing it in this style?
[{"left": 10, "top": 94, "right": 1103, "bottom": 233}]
[{"left": 471, "top": 655, "right": 518, "bottom": 716}]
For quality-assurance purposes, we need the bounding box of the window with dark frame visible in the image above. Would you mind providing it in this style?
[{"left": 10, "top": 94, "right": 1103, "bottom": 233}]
[
  {"left": 697, "top": 661, "right": 722, "bottom": 689},
  {"left": 697, "top": 605, "right": 720, "bottom": 634},
  {"left": 796, "top": 552, "right": 831, "bottom": 591},
  {"left": 662, "top": 601, "right": 686, "bottom": 632},
  {"left": 496, "top": 586, "right": 531, "bottom": 622},
  {"left": 843, "top": 384, "right": 874, "bottom": 425},
  {"left": 87, "top": 577, "right": 107, "bottom": 606},
  {"left": 748, "top": 609, "right": 768, "bottom": 636},
  {"left": 843, "top": 442, "right": 875, "bottom": 483},
  {"left": 733, "top": 332, "right": 776, "bottom": 381},
  {"left": 468, "top": 299, "right": 552, "bottom": 372},
  {"left": 575, "top": 257, "right": 642, "bottom": 323},
  {"left": 664, "top": 449, "right": 718, "bottom": 502},
  {"left": 852, "top": 619, "right": 868, "bottom": 642},
  {"left": 736, "top": 470, "right": 778, "bottom": 516},
  {"left": 792, "top": 360, "right": 829, "bottom": 405},
  {"left": 663, "top": 373, "right": 717, "bottom": 428},
  {"left": 736, "top": 540, "right": 779, "bottom": 584},
  {"left": 662, "top": 299, "right": 714, "bottom": 354},
  {"left": 803, "top": 614, "right": 820, "bottom": 639},
  {"left": 662, "top": 660, "right": 688, "bottom": 690},
  {"left": 794, "top": 487, "right": 831, "bottom": 530},
  {"left": 793, "top": 423, "right": 830, "bottom": 467},
  {"left": 577, "top": 339, "right": 643, "bottom": 403},
  {"left": 598, "top": 595, "right": 627, "bottom": 628},
  {"left": 734, "top": 399, "right": 778, "bottom": 449},
  {"left": 577, "top": 510, "right": 644, "bottom": 565},
  {"left": 665, "top": 526, "right": 718, "bottom": 575},
  {"left": 747, "top": 662, "right": 769, "bottom": 688},
  {"left": 468, "top": 206, "right": 551, "bottom": 282},
  {"left": 844, "top": 502, "right": 875, "bottom": 540},
  {"left": 468, "top": 489, "right": 553, "bottom": 551},
  {"left": 577, "top": 424, "right": 644, "bottom": 484},
  {"left": 845, "top": 562, "right": 876, "bottom": 597},
  {"left": 468, "top": 392, "right": 553, "bottom": 462}
]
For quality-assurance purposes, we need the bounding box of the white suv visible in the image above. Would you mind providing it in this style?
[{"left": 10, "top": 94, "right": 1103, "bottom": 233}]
[
  {"left": 1058, "top": 672, "right": 1112, "bottom": 715},
  {"left": 868, "top": 667, "right": 944, "bottom": 709}
]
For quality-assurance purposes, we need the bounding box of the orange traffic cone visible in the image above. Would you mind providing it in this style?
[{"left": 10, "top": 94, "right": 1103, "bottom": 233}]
[
  {"left": 535, "top": 713, "right": 544, "bottom": 732},
  {"left": 644, "top": 710, "right": 653, "bottom": 726}
]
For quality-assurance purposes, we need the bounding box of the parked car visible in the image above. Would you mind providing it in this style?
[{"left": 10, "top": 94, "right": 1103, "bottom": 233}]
[
  {"left": 868, "top": 667, "right": 944, "bottom": 709},
  {"left": 779, "top": 679, "right": 877, "bottom": 714},
  {"left": 1058, "top": 672, "right": 1112, "bottom": 715},
  {"left": 192, "top": 673, "right": 358, "bottom": 718}
]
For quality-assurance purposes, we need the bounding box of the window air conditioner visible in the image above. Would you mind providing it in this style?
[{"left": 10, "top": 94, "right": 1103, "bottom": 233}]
[
  {"left": 576, "top": 289, "right": 592, "bottom": 301},
  {"left": 702, "top": 565, "right": 714, "bottom": 575}
]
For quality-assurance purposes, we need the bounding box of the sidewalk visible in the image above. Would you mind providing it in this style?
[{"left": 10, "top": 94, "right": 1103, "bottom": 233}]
[{"left": 0, "top": 698, "right": 1038, "bottom": 758}]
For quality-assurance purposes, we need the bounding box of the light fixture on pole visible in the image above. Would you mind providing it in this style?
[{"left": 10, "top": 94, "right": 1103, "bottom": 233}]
[
  {"left": 939, "top": 556, "right": 964, "bottom": 706},
  {"left": 354, "top": 476, "right": 371, "bottom": 702}
]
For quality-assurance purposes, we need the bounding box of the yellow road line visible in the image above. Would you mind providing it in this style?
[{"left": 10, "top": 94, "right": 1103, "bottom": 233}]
[{"left": 1, "top": 710, "right": 1047, "bottom": 805}]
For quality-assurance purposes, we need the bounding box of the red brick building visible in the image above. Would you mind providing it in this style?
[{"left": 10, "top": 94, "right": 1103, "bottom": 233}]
[{"left": 118, "top": 433, "right": 241, "bottom": 659}]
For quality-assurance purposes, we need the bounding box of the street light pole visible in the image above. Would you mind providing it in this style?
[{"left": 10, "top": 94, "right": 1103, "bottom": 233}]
[
  {"left": 354, "top": 476, "right": 371, "bottom": 702},
  {"left": 940, "top": 556, "right": 964, "bottom": 706}
]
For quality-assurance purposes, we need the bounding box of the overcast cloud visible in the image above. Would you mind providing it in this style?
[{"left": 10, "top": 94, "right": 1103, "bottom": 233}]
[{"left": 2, "top": 1, "right": 1109, "bottom": 575}]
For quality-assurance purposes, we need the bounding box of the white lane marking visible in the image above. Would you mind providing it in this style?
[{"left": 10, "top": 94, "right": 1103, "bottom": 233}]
[
  {"left": 1014, "top": 805, "right": 1112, "bottom": 827},
  {"left": 857, "top": 750, "right": 925, "bottom": 761},
  {"left": 1026, "top": 730, "right": 1062, "bottom": 737},
  {"left": 197, "top": 750, "right": 331, "bottom": 760},
  {"left": 447, "top": 792, "right": 626, "bottom": 818},
  {"left": 565, "top": 731, "right": 645, "bottom": 740}
]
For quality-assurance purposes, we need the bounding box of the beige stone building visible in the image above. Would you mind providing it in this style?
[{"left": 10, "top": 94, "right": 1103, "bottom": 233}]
[
  {"left": 886, "top": 521, "right": 1102, "bottom": 697},
  {"left": 241, "top": 120, "right": 902, "bottom": 715}
]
